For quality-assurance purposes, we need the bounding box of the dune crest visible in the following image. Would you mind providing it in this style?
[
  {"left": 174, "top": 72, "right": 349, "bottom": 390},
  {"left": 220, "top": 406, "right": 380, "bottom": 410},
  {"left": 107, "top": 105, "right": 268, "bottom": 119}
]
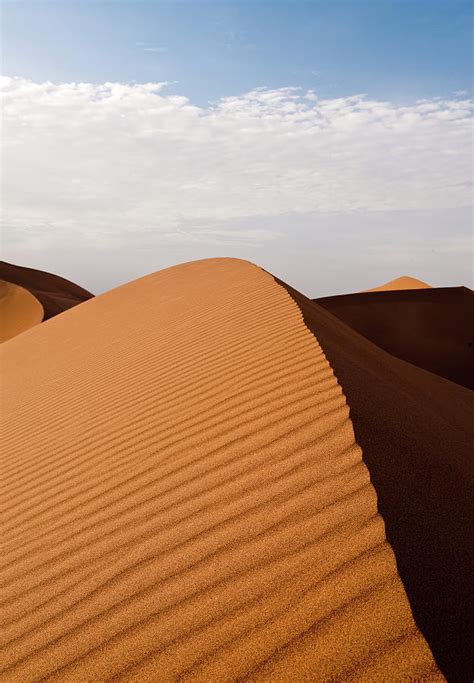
[
  {"left": 279, "top": 276, "right": 474, "bottom": 680},
  {"left": 0, "top": 258, "right": 440, "bottom": 681},
  {"left": 366, "top": 275, "right": 432, "bottom": 292},
  {"left": 0, "top": 280, "right": 43, "bottom": 343}
]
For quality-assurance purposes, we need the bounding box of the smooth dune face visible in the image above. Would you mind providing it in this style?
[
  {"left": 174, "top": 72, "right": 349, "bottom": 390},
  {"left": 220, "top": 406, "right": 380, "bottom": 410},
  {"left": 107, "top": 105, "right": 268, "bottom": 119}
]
[
  {"left": 366, "top": 275, "right": 432, "bottom": 292},
  {"left": 0, "top": 261, "right": 94, "bottom": 321},
  {"left": 316, "top": 286, "right": 474, "bottom": 390},
  {"left": 0, "top": 258, "right": 439, "bottom": 681},
  {"left": 0, "top": 280, "right": 43, "bottom": 343}
]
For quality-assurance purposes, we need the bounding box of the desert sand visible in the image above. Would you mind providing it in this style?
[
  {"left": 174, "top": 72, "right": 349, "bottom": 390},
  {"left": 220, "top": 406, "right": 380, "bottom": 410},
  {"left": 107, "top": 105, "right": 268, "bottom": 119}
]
[
  {"left": 0, "top": 280, "right": 43, "bottom": 343},
  {"left": 279, "top": 276, "right": 474, "bottom": 681},
  {"left": 0, "top": 258, "right": 441, "bottom": 681},
  {"left": 316, "top": 286, "right": 474, "bottom": 389},
  {"left": 366, "top": 275, "right": 431, "bottom": 291},
  {"left": 0, "top": 261, "right": 93, "bottom": 320}
]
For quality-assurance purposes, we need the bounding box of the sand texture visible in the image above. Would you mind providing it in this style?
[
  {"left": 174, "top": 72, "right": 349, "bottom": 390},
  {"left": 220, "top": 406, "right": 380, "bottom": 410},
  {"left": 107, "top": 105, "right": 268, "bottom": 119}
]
[
  {"left": 0, "top": 280, "right": 43, "bottom": 343},
  {"left": 316, "top": 286, "right": 474, "bottom": 389},
  {"left": 1, "top": 258, "right": 440, "bottom": 681},
  {"left": 279, "top": 277, "right": 474, "bottom": 681},
  {"left": 366, "top": 275, "right": 432, "bottom": 291},
  {"left": 0, "top": 261, "right": 93, "bottom": 320}
]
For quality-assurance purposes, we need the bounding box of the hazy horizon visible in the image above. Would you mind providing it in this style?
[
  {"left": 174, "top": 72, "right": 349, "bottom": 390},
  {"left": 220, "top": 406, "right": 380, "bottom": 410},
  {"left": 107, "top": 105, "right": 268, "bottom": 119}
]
[{"left": 1, "top": 0, "right": 472, "bottom": 295}]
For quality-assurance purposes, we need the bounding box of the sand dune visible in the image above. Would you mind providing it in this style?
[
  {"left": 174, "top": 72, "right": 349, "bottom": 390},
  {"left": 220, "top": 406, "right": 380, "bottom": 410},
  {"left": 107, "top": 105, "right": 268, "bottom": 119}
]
[
  {"left": 315, "top": 286, "right": 474, "bottom": 389},
  {"left": 279, "top": 277, "right": 474, "bottom": 681},
  {"left": 0, "top": 258, "right": 440, "bottom": 681},
  {"left": 0, "top": 261, "right": 93, "bottom": 320},
  {"left": 0, "top": 280, "right": 43, "bottom": 343},
  {"left": 366, "top": 275, "right": 432, "bottom": 292}
]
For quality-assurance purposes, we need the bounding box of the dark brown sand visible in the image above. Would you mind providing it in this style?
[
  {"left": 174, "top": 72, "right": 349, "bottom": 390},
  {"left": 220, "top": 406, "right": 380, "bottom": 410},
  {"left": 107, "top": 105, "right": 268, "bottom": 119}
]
[
  {"left": 315, "top": 286, "right": 474, "bottom": 389},
  {"left": 0, "top": 280, "right": 43, "bottom": 343},
  {"left": 278, "top": 277, "right": 474, "bottom": 681},
  {"left": 0, "top": 259, "right": 440, "bottom": 681},
  {"left": 0, "top": 261, "right": 93, "bottom": 320}
]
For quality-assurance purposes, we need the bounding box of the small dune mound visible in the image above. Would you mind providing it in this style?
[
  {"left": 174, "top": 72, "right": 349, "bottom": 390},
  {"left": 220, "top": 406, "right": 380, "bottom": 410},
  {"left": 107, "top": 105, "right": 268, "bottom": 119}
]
[
  {"left": 0, "top": 261, "right": 93, "bottom": 320},
  {"left": 0, "top": 258, "right": 440, "bottom": 681},
  {"left": 0, "top": 280, "right": 43, "bottom": 343},
  {"left": 366, "top": 275, "right": 432, "bottom": 292}
]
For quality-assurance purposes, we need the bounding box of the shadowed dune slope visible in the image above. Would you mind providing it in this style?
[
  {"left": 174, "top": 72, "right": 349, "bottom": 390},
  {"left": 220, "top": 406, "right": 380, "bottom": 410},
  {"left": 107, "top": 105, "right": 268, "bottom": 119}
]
[
  {"left": 0, "top": 258, "right": 439, "bottom": 682},
  {"left": 0, "top": 281, "right": 43, "bottom": 343},
  {"left": 315, "top": 286, "right": 474, "bottom": 389},
  {"left": 277, "top": 277, "right": 474, "bottom": 682},
  {"left": 366, "top": 275, "right": 432, "bottom": 292},
  {"left": 0, "top": 261, "right": 93, "bottom": 320}
]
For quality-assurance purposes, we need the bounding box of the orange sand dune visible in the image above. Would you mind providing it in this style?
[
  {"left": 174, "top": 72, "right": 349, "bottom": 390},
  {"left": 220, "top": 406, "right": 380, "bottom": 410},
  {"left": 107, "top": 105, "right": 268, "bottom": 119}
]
[
  {"left": 0, "top": 280, "right": 43, "bottom": 343},
  {"left": 0, "top": 261, "right": 93, "bottom": 320},
  {"left": 0, "top": 259, "right": 440, "bottom": 681},
  {"left": 366, "top": 275, "right": 432, "bottom": 292}
]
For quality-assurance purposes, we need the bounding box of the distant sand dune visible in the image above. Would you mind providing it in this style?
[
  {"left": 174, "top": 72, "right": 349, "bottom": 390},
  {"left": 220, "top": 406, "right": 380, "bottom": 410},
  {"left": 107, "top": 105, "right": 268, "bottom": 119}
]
[
  {"left": 366, "top": 275, "right": 432, "bottom": 292},
  {"left": 0, "top": 261, "right": 93, "bottom": 320},
  {"left": 0, "top": 280, "right": 43, "bottom": 343},
  {"left": 316, "top": 286, "right": 474, "bottom": 389},
  {"left": 0, "top": 259, "right": 440, "bottom": 681}
]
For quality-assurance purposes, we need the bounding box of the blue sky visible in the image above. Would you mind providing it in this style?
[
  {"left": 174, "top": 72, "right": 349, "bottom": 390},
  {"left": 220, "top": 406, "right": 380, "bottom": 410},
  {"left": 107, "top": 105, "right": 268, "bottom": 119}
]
[
  {"left": 3, "top": 0, "right": 472, "bottom": 106},
  {"left": 1, "top": 1, "right": 473, "bottom": 294}
]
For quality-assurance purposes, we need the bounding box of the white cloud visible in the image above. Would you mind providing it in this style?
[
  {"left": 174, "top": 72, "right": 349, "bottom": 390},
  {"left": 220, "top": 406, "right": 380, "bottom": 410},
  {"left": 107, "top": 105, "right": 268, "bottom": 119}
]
[
  {"left": 135, "top": 42, "right": 167, "bottom": 53},
  {"left": 1, "top": 76, "right": 472, "bottom": 253}
]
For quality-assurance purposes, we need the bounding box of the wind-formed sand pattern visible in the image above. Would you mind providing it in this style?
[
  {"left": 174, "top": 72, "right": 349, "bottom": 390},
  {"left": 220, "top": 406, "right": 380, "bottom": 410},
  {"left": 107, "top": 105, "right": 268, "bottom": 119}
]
[{"left": 1, "top": 258, "right": 441, "bottom": 681}]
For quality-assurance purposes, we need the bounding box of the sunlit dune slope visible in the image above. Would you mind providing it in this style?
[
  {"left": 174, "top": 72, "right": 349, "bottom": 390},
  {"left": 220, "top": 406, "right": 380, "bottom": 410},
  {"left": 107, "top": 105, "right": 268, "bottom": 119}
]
[
  {"left": 0, "top": 261, "right": 93, "bottom": 320},
  {"left": 366, "top": 275, "right": 431, "bottom": 292},
  {"left": 0, "top": 258, "right": 439, "bottom": 681},
  {"left": 0, "top": 280, "right": 43, "bottom": 343},
  {"left": 315, "top": 286, "right": 474, "bottom": 389}
]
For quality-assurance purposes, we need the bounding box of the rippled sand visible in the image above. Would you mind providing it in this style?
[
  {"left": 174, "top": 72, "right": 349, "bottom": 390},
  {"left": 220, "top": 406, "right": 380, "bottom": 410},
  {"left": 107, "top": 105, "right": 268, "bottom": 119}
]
[{"left": 0, "top": 259, "right": 440, "bottom": 681}]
